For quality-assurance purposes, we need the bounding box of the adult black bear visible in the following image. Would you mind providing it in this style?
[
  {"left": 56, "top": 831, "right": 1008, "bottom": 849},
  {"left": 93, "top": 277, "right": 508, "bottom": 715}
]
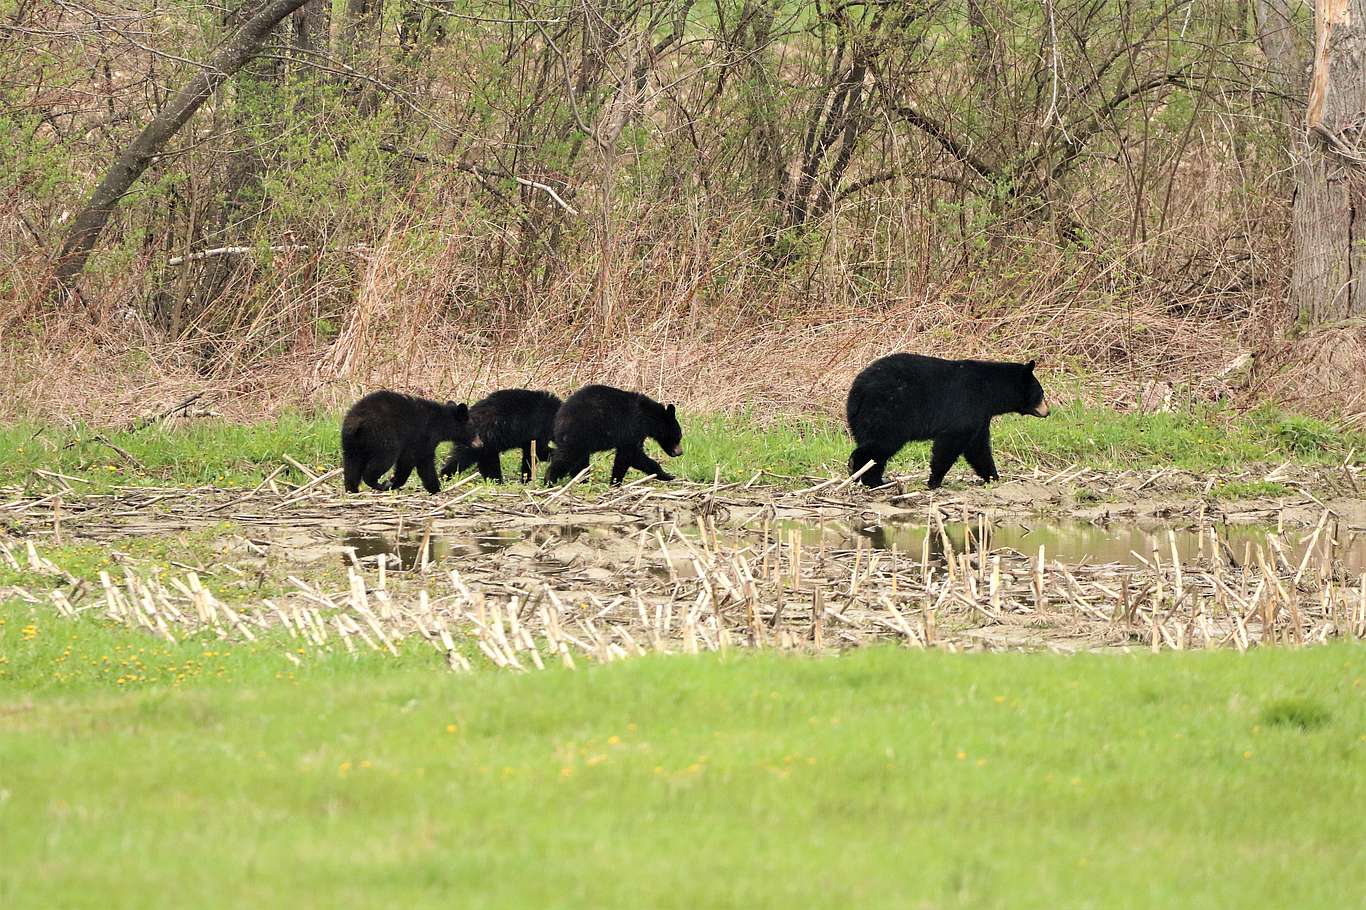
[
  {"left": 846, "top": 354, "right": 1049, "bottom": 489},
  {"left": 341, "top": 391, "right": 475, "bottom": 494},
  {"left": 440, "top": 388, "right": 562, "bottom": 483},
  {"left": 544, "top": 385, "right": 684, "bottom": 485}
]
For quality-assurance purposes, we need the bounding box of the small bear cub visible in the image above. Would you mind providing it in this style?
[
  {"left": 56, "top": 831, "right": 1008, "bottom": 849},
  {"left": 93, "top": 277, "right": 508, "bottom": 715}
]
[
  {"left": 341, "top": 390, "right": 477, "bottom": 494},
  {"left": 544, "top": 385, "right": 684, "bottom": 485},
  {"left": 846, "top": 353, "right": 1048, "bottom": 489},
  {"left": 440, "top": 388, "right": 562, "bottom": 484}
]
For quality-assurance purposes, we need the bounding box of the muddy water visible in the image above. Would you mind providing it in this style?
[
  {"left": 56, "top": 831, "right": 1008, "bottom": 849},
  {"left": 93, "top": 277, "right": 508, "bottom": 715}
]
[{"left": 339, "top": 516, "right": 1366, "bottom": 574}]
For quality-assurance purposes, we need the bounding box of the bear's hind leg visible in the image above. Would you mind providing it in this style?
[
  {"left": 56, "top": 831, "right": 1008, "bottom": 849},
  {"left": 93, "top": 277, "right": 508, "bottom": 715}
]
[
  {"left": 962, "top": 427, "right": 999, "bottom": 483},
  {"left": 343, "top": 454, "right": 364, "bottom": 494},
  {"left": 545, "top": 449, "right": 589, "bottom": 485},
  {"left": 848, "top": 444, "right": 893, "bottom": 488},
  {"left": 362, "top": 457, "right": 393, "bottom": 492},
  {"left": 388, "top": 456, "right": 415, "bottom": 491}
]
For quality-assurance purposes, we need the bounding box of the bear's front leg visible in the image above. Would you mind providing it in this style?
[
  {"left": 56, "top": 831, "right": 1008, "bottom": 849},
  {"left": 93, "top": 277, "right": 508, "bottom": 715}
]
[
  {"left": 630, "top": 446, "right": 674, "bottom": 482},
  {"left": 962, "top": 427, "right": 999, "bottom": 483},
  {"left": 927, "top": 434, "right": 969, "bottom": 489},
  {"left": 441, "top": 445, "right": 477, "bottom": 479},
  {"left": 609, "top": 447, "right": 635, "bottom": 485},
  {"left": 416, "top": 456, "right": 443, "bottom": 494},
  {"left": 476, "top": 449, "right": 504, "bottom": 483}
]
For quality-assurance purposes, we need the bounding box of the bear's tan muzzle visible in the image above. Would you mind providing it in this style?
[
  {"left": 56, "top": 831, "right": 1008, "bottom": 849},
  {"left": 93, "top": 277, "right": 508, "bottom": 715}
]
[
  {"left": 670, "top": 445, "right": 684, "bottom": 457},
  {"left": 1033, "top": 401, "right": 1050, "bottom": 418}
]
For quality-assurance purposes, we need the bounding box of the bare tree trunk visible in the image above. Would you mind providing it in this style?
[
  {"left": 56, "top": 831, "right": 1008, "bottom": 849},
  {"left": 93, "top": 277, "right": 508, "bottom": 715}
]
[
  {"left": 292, "top": 0, "right": 329, "bottom": 60},
  {"left": 1290, "top": 0, "right": 1366, "bottom": 324},
  {"left": 1252, "top": 0, "right": 1310, "bottom": 87},
  {"left": 52, "top": 0, "right": 314, "bottom": 289}
]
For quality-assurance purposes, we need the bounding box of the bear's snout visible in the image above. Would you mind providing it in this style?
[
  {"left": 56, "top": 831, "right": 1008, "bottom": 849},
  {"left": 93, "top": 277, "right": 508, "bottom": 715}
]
[
  {"left": 470, "top": 434, "right": 483, "bottom": 447},
  {"left": 669, "top": 445, "right": 684, "bottom": 457},
  {"left": 1032, "top": 401, "right": 1050, "bottom": 418}
]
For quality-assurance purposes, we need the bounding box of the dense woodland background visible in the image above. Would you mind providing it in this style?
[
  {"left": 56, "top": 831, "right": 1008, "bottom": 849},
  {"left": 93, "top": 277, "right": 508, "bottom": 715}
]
[{"left": 1, "top": 0, "right": 1362, "bottom": 420}]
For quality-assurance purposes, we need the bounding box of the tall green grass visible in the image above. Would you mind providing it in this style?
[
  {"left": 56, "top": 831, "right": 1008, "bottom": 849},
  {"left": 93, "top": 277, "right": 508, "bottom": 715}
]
[{"left": 0, "top": 404, "right": 1359, "bottom": 492}]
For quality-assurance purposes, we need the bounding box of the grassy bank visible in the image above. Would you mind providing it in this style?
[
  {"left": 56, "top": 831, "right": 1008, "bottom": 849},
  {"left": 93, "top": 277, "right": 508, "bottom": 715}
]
[
  {"left": 0, "top": 619, "right": 1361, "bottom": 909},
  {"left": 0, "top": 404, "right": 1360, "bottom": 493}
]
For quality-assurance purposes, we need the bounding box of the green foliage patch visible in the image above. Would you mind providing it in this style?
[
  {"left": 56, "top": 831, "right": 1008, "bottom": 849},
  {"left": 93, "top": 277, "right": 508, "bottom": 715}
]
[{"left": 0, "top": 405, "right": 1359, "bottom": 494}]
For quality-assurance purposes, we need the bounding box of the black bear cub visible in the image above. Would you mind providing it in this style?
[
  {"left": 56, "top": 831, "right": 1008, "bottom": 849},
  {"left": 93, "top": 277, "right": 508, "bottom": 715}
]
[
  {"left": 341, "top": 391, "right": 476, "bottom": 494},
  {"left": 846, "top": 354, "right": 1049, "bottom": 489},
  {"left": 544, "top": 385, "right": 683, "bottom": 485},
  {"left": 440, "top": 388, "right": 562, "bottom": 483}
]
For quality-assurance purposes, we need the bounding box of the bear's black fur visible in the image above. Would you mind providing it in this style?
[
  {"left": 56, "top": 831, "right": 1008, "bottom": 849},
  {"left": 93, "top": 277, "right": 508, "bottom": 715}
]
[
  {"left": 341, "top": 391, "right": 475, "bottom": 494},
  {"left": 544, "top": 385, "right": 684, "bottom": 485},
  {"left": 439, "top": 388, "right": 562, "bottom": 483},
  {"left": 846, "top": 354, "right": 1049, "bottom": 489}
]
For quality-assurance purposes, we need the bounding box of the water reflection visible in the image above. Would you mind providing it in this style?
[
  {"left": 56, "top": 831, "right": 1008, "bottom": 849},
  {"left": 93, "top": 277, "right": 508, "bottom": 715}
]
[
  {"left": 337, "top": 516, "right": 1364, "bottom": 573},
  {"left": 772, "top": 519, "right": 1364, "bottom": 572}
]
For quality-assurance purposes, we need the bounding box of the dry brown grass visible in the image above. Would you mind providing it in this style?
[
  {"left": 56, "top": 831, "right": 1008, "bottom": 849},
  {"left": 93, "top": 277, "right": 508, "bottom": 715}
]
[
  {"left": 1257, "top": 322, "right": 1366, "bottom": 418},
  {"left": 0, "top": 294, "right": 1246, "bottom": 425},
  {"left": 3, "top": 217, "right": 1281, "bottom": 424}
]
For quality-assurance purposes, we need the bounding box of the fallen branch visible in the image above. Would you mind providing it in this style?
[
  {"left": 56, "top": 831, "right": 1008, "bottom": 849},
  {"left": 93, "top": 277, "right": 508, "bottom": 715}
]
[{"left": 166, "top": 245, "right": 371, "bottom": 266}]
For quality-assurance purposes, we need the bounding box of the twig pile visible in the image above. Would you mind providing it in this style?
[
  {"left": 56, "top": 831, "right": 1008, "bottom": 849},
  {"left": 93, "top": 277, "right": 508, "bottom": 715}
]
[{"left": 3, "top": 491, "right": 1362, "bottom": 668}]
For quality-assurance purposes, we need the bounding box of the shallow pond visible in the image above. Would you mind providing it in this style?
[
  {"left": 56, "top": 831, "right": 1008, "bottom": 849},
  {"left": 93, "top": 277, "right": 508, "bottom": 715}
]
[{"left": 339, "top": 515, "right": 1365, "bottom": 574}]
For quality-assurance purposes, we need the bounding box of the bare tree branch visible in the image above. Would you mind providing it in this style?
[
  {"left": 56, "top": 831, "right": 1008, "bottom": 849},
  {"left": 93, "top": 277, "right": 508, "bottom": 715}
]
[{"left": 52, "top": 0, "right": 315, "bottom": 290}]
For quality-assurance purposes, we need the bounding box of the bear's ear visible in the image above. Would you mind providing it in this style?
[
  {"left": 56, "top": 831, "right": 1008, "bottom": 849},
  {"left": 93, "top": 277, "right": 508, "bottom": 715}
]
[
  {"left": 450, "top": 402, "right": 469, "bottom": 420},
  {"left": 1025, "top": 360, "right": 1036, "bottom": 372},
  {"left": 666, "top": 403, "right": 676, "bottom": 417}
]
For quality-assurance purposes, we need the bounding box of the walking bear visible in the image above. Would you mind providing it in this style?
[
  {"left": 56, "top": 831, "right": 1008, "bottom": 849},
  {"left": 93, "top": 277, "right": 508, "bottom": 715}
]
[
  {"left": 846, "top": 354, "right": 1049, "bottom": 489},
  {"left": 440, "top": 388, "right": 562, "bottom": 483},
  {"left": 544, "top": 385, "right": 684, "bottom": 485},
  {"left": 341, "top": 391, "right": 476, "bottom": 494}
]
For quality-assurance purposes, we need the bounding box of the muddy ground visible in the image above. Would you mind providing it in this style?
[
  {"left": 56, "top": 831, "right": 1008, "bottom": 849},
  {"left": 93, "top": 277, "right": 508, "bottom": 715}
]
[{"left": 2, "top": 464, "right": 1363, "bottom": 664}]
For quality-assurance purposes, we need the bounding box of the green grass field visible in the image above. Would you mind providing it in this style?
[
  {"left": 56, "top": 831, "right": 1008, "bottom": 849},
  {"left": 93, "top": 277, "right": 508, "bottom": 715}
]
[
  {"left": 0, "top": 404, "right": 1360, "bottom": 492},
  {"left": 2, "top": 403, "right": 1363, "bottom": 907},
  {"left": 0, "top": 615, "right": 1361, "bottom": 909}
]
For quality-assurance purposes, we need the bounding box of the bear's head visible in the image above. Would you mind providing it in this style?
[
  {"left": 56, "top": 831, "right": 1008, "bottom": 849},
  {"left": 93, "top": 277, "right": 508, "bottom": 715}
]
[
  {"left": 1018, "top": 361, "right": 1049, "bottom": 418},
  {"left": 654, "top": 402, "right": 684, "bottom": 458},
  {"left": 440, "top": 401, "right": 480, "bottom": 447}
]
